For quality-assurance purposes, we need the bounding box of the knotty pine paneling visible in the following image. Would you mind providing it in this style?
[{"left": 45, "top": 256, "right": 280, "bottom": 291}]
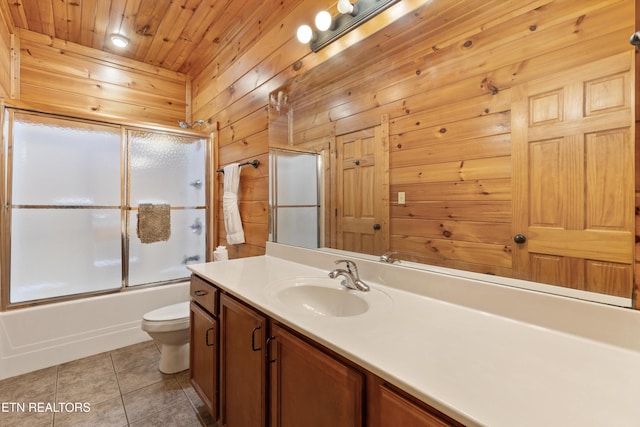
[
  {"left": 636, "top": 1, "right": 640, "bottom": 309},
  {"left": 16, "top": 29, "right": 187, "bottom": 127},
  {"left": 0, "top": 3, "right": 11, "bottom": 98}
]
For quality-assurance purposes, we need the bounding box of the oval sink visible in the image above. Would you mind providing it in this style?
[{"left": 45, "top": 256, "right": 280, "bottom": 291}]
[
  {"left": 266, "top": 277, "right": 391, "bottom": 318},
  {"left": 277, "top": 285, "right": 369, "bottom": 317}
]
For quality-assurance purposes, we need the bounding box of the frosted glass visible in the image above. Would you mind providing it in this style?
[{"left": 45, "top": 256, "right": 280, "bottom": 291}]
[
  {"left": 129, "top": 131, "right": 206, "bottom": 207},
  {"left": 10, "top": 209, "right": 122, "bottom": 303},
  {"left": 276, "top": 207, "right": 318, "bottom": 248},
  {"left": 276, "top": 152, "right": 318, "bottom": 205},
  {"left": 128, "top": 208, "right": 206, "bottom": 286},
  {"left": 11, "top": 113, "right": 121, "bottom": 206}
]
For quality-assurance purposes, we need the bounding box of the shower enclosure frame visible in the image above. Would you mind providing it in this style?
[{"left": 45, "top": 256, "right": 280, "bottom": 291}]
[{"left": 0, "top": 107, "right": 214, "bottom": 311}]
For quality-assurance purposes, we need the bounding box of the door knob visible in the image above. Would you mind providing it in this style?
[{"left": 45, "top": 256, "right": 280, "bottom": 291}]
[
  {"left": 630, "top": 31, "right": 640, "bottom": 50},
  {"left": 513, "top": 234, "right": 527, "bottom": 244}
]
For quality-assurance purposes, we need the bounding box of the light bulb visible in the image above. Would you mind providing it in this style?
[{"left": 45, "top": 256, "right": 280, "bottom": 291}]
[
  {"left": 315, "top": 11, "right": 332, "bottom": 31},
  {"left": 296, "top": 24, "right": 313, "bottom": 43},
  {"left": 110, "top": 34, "right": 129, "bottom": 48},
  {"left": 337, "top": 0, "right": 354, "bottom": 14}
]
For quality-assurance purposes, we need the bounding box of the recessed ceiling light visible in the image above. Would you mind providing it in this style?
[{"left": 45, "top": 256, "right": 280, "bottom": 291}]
[{"left": 110, "top": 34, "right": 129, "bottom": 48}]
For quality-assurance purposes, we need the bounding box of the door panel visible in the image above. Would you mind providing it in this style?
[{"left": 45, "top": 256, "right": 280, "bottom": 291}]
[
  {"left": 334, "top": 115, "right": 389, "bottom": 255},
  {"left": 512, "top": 52, "right": 634, "bottom": 298}
]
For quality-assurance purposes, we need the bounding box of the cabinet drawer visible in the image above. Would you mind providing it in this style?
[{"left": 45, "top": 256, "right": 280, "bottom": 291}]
[{"left": 190, "top": 275, "right": 218, "bottom": 316}]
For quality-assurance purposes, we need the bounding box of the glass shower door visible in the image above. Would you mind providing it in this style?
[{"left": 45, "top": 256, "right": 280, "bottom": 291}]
[
  {"left": 269, "top": 149, "right": 320, "bottom": 249},
  {"left": 127, "top": 130, "right": 207, "bottom": 286},
  {"left": 8, "top": 112, "right": 122, "bottom": 303}
]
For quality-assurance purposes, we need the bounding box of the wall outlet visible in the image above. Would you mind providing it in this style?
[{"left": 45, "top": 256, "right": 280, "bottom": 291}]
[{"left": 398, "top": 191, "right": 406, "bottom": 205}]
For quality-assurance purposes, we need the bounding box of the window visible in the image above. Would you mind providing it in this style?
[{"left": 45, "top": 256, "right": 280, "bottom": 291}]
[{"left": 1, "top": 110, "right": 209, "bottom": 307}]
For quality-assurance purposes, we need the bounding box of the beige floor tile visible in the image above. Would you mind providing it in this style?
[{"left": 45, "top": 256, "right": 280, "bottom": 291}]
[
  {"left": 116, "top": 360, "right": 171, "bottom": 395},
  {"left": 57, "top": 353, "right": 115, "bottom": 391},
  {"left": 0, "top": 406, "right": 54, "bottom": 427},
  {"left": 58, "top": 353, "right": 115, "bottom": 387},
  {"left": 53, "top": 396, "right": 127, "bottom": 427},
  {"left": 56, "top": 368, "right": 120, "bottom": 407},
  {"left": 122, "top": 377, "right": 188, "bottom": 423},
  {"left": 111, "top": 341, "right": 160, "bottom": 374},
  {"left": 128, "top": 398, "right": 201, "bottom": 427},
  {"left": 0, "top": 366, "right": 57, "bottom": 402}
]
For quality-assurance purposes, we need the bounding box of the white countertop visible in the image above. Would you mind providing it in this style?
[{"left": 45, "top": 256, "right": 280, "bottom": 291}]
[{"left": 188, "top": 244, "right": 640, "bottom": 426}]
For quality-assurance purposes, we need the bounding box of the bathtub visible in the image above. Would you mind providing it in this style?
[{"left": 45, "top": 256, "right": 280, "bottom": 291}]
[{"left": 0, "top": 281, "right": 190, "bottom": 380}]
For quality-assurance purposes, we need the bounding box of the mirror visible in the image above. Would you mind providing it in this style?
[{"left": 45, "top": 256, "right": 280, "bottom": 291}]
[{"left": 267, "top": 12, "right": 636, "bottom": 309}]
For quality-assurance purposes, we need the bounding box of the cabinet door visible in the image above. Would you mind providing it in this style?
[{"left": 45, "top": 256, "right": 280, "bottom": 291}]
[
  {"left": 189, "top": 301, "right": 217, "bottom": 419},
  {"left": 377, "top": 384, "right": 460, "bottom": 427},
  {"left": 220, "top": 294, "right": 267, "bottom": 427},
  {"left": 270, "top": 323, "right": 364, "bottom": 427}
]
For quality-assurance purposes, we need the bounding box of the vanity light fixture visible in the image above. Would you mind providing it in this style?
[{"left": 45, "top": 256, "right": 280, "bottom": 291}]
[
  {"left": 110, "top": 33, "right": 129, "bottom": 48},
  {"left": 296, "top": 0, "right": 400, "bottom": 52}
]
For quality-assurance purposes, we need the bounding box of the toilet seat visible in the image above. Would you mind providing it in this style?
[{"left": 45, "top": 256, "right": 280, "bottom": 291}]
[{"left": 142, "top": 301, "right": 190, "bottom": 333}]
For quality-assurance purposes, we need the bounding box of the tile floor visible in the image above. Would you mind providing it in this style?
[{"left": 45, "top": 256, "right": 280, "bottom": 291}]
[{"left": 0, "top": 341, "right": 216, "bottom": 426}]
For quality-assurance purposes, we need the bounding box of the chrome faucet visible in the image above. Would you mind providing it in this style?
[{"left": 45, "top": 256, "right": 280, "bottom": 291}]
[
  {"left": 379, "top": 251, "right": 400, "bottom": 264},
  {"left": 328, "top": 260, "right": 370, "bottom": 292}
]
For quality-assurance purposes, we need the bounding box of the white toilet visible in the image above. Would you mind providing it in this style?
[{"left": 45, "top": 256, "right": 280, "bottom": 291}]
[{"left": 141, "top": 301, "right": 190, "bottom": 374}]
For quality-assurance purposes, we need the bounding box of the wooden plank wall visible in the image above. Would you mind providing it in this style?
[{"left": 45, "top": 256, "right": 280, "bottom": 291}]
[
  {"left": 0, "top": 1, "right": 12, "bottom": 98},
  {"left": 14, "top": 29, "right": 187, "bottom": 127},
  {"left": 194, "top": 0, "right": 636, "bottom": 275},
  {"left": 635, "top": 0, "right": 640, "bottom": 309}
]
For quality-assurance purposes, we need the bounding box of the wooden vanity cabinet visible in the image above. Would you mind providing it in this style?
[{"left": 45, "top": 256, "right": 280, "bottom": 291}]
[
  {"left": 190, "top": 274, "right": 461, "bottom": 427},
  {"left": 269, "top": 323, "right": 364, "bottom": 427},
  {"left": 219, "top": 293, "right": 268, "bottom": 427},
  {"left": 189, "top": 275, "right": 219, "bottom": 420}
]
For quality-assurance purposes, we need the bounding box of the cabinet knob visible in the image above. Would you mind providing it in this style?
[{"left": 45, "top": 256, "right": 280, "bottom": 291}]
[
  {"left": 513, "top": 234, "right": 527, "bottom": 244},
  {"left": 373, "top": 223, "right": 381, "bottom": 230},
  {"left": 193, "top": 290, "right": 207, "bottom": 297}
]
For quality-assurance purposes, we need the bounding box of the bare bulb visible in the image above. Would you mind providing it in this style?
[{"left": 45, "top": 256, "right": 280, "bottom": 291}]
[
  {"left": 337, "top": 0, "right": 354, "bottom": 14},
  {"left": 315, "top": 11, "right": 332, "bottom": 31},
  {"left": 296, "top": 24, "right": 313, "bottom": 43}
]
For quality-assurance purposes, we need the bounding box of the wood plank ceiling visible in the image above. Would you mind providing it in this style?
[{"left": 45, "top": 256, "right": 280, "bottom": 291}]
[{"left": 2, "top": 0, "right": 274, "bottom": 77}]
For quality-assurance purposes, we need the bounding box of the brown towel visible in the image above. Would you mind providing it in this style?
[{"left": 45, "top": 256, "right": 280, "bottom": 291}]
[{"left": 137, "top": 204, "right": 171, "bottom": 243}]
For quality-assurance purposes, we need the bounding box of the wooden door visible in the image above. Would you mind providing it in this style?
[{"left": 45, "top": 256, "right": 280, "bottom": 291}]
[
  {"left": 269, "top": 323, "right": 364, "bottom": 427},
  {"left": 512, "top": 52, "right": 635, "bottom": 298},
  {"left": 220, "top": 294, "right": 267, "bottom": 427},
  {"left": 334, "top": 115, "right": 389, "bottom": 255},
  {"left": 190, "top": 301, "right": 218, "bottom": 419}
]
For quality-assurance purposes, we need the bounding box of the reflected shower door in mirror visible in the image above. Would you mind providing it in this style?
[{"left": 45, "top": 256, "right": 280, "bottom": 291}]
[{"left": 269, "top": 148, "right": 321, "bottom": 249}]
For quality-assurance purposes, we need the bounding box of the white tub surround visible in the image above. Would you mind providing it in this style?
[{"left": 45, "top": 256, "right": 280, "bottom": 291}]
[
  {"left": 0, "top": 282, "right": 190, "bottom": 380},
  {"left": 188, "top": 242, "right": 640, "bottom": 427}
]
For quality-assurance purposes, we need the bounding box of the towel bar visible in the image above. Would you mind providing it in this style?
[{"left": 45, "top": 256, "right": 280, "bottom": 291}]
[{"left": 216, "top": 159, "right": 259, "bottom": 173}]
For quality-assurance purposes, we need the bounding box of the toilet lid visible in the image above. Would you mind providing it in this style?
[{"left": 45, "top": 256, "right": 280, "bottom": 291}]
[{"left": 143, "top": 301, "right": 190, "bottom": 322}]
